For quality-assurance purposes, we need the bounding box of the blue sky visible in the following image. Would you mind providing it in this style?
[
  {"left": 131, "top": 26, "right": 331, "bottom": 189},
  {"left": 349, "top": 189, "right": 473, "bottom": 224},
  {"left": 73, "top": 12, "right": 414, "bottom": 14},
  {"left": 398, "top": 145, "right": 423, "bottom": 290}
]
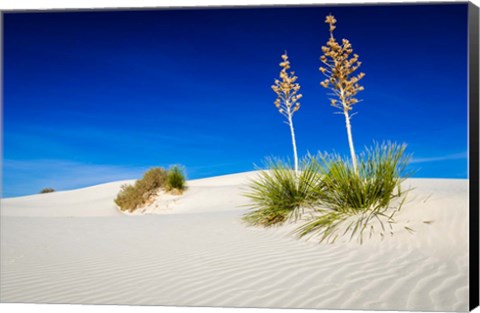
[{"left": 3, "top": 4, "right": 469, "bottom": 197}]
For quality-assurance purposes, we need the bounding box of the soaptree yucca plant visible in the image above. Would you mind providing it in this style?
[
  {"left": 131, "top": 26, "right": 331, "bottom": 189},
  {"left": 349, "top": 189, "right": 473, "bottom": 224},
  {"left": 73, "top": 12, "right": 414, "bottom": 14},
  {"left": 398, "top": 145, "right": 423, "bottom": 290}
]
[
  {"left": 272, "top": 52, "right": 303, "bottom": 175},
  {"left": 319, "top": 14, "right": 365, "bottom": 175}
]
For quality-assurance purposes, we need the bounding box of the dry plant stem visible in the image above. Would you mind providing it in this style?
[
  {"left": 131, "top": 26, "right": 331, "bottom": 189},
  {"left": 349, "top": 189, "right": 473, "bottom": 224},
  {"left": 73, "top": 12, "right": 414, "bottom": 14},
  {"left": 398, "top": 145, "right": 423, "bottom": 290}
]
[
  {"left": 287, "top": 105, "right": 299, "bottom": 175},
  {"left": 344, "top": 110, "right": 357, "bottom": 174},
  {"left": 338, "top": 82, "right": 358, "bottom": 174}
]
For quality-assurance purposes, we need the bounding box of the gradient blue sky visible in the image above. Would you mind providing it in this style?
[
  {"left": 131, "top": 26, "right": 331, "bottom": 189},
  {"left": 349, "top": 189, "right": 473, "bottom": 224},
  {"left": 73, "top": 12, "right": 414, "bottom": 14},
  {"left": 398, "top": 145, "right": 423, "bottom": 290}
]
[{"left": 3, "top": 3, "right": 469, "bottom": 197}]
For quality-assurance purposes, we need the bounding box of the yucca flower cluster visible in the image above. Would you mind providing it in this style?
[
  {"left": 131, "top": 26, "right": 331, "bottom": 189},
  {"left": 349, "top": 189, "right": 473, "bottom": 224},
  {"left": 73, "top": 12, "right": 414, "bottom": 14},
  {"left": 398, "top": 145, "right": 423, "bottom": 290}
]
[
  {"left": 319, "top": 14, "right": 365, "bottom": 112},
  {"left": 272, "top": 52, "right": 303, "bottom": 117},
  {"left": 271, "top": 52, "right": 303, "bottom": 174}
]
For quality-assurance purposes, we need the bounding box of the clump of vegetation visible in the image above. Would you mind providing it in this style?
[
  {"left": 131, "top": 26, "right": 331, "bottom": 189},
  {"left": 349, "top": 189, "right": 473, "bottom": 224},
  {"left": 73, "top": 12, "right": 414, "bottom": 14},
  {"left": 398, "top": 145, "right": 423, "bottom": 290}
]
[
  {"left": 242, "top": 157, "right": 322, "bottom": 227},
  {"left": 243, "top": 15, "right": 413, "bottom": 244},
  {"left": 295, "top": 142, "right": 413, "bottom": 243},
  {"left": 114, "top": 184, "right": 143, "bottom": 212},
  {"left": 165, "top": 165, "right": 186, "bottom": 193},
  {"left": 39, "top": 188, "right": 55, "bottom": 194},
  {"left": 115, "top": 166, "right": 186, "bottom": 212},
  {"left": 271, "top": 52, "right": 303, "bottom": 175},
  {"left": 243, "top": 143, "right": 412, "bottom": 243},
  {"left": 135, "top": 167, "right": 168, "bottom": 199}
]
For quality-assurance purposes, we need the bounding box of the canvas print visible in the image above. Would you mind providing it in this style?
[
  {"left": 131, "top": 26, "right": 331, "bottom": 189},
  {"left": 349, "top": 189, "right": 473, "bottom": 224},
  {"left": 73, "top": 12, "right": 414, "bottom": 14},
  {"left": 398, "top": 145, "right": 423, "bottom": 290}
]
[{"left": 1, "top": 2, "right": 479, "bottom": 312}]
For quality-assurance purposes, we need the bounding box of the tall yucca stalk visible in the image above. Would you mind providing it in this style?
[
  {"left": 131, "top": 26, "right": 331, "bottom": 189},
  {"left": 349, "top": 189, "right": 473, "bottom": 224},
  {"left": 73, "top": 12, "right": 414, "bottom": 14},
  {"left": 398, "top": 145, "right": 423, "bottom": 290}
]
[
  {"left": 319, "top": 14, "right": 365, "bottom": 175},
  {"left": 272, "top": 52, "right": 303, "bottom": 175}
]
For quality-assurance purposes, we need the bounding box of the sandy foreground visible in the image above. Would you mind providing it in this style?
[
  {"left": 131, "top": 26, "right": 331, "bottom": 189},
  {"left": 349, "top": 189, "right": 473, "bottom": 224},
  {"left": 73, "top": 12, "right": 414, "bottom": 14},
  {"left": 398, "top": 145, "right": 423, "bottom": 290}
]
[{"left": 0, "top": 172, "right": 469, "bottom": 311}]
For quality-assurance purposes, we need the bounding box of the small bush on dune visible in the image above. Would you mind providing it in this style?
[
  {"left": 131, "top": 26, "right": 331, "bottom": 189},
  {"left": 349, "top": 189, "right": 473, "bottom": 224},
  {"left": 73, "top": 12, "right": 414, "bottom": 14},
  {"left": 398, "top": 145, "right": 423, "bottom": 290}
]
[
  {"left": 295, "top": 142, "right": 413, "bottom": 243},
  {"left": 135, "top": 167, "right": 168, "bottom": 198},
  {"left": 242, "top": 157, "right": 323, "bottom": 227},
  {"left": 114, "top": 166, "right": 185, "bottom": 212},
  {"left": 40, "top": 188, "right": 55, "bottom": 194},
  {"left": 165, "top": 166, "right": 186, "bottom": 193},
  {"left": 114, "top": 184, "right": 144, "bottom": 212}
]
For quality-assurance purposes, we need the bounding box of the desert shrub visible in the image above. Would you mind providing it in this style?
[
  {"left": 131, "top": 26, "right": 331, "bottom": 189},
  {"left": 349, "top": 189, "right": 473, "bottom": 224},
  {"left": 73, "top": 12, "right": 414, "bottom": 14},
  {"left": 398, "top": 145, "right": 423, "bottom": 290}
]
[
  {"left": 114, "top": 184, "right": 144, "bottom": 212},
  {"left": 165, "top": 165, "right": 186, "bottom": 192},
  {"left": 295, "top": 142, "right": 412, "bottom": 243},
  {"left": 135, "top": 167, "right": 168, "bottom": 198},
  {"left": 242, "top": 157, "right": 323, "bottom": 227},
  {"left": 114, "top": 167, "right": 171, "bottom": 212},
  {"left": 40, "top": 188, "right": 55, "bottom": 194}
]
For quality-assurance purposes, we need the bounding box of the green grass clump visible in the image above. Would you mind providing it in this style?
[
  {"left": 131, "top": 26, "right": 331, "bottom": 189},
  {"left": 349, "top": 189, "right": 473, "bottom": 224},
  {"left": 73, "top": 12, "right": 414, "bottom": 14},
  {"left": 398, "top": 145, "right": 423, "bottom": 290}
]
[
  {"left": 39, "top": 188, "right": 55, "bottom": 194},
  {"left": 295, "top": 142, "right": 412, "bottom": 243},
  {"left": 115, "top": 167, "right": 184, "bottom": 212},
  {"left": 165, "top": 165, "right": 186, "bottom": 192},
  {"left": 243, "top": 142, "right": 412, "bottom": 243},
  {"left": 242, "top": 157, "right": 323, "bottom": 227}
]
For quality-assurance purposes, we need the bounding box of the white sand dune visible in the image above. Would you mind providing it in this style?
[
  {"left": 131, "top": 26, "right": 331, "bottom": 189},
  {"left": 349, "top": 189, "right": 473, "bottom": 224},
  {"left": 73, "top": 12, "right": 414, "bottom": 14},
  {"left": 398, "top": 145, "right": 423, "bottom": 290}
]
[{"left": 0, "top": 172, "right": 469, "bottom": 311}]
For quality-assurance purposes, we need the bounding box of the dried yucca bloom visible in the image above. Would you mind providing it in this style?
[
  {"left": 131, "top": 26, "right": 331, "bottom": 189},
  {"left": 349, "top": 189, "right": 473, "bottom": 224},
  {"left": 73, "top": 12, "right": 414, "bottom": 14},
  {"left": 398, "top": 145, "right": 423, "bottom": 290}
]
[
  {"left": 272, "top": 53, "right": 302, "bottom": 116},
  {"left": 271, "top": 51, "right": 302, "bottom": 174},
  {"left": 319, "top": 14, "right": 365, "bottom": 112}
]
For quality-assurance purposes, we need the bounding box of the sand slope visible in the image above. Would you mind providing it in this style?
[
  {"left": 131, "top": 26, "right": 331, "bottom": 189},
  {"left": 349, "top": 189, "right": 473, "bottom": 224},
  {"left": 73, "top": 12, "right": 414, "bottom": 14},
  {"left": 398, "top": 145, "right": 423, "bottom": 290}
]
[{"left": 0, "top": 172, "right": 469, "bottom": 311}]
